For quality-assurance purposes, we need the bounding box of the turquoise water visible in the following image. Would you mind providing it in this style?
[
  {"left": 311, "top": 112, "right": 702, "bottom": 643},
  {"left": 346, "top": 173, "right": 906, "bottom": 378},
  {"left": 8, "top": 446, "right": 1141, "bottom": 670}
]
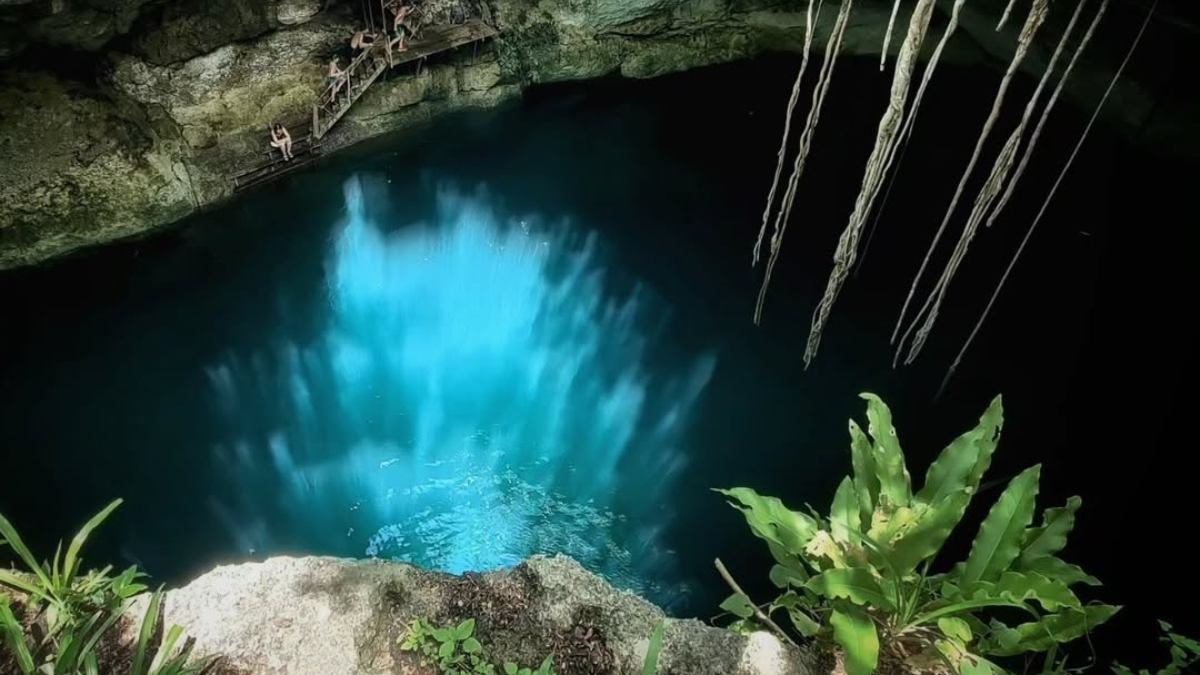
[{"left": 205, "top": 177, "right": 714, "bottom": 602}]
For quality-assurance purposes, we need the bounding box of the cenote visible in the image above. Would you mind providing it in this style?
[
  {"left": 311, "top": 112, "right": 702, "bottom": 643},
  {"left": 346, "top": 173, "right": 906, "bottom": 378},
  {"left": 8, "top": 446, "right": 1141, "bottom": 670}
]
[{"left": 1, "top": 52, "right": 1196, "bottom": 663}]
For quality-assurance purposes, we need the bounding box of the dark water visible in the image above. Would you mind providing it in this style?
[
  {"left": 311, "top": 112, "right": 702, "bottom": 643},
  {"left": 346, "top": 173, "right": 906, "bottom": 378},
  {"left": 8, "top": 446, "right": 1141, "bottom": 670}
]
[{"left": 2, "top": 55, "right": 1195, "bottom": 661}]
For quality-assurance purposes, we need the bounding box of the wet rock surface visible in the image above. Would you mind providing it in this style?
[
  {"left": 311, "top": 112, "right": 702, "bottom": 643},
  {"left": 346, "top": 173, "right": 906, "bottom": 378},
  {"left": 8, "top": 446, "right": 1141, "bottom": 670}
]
[{"left": 133, "top": 555, "right": 822, "bottom": 675}]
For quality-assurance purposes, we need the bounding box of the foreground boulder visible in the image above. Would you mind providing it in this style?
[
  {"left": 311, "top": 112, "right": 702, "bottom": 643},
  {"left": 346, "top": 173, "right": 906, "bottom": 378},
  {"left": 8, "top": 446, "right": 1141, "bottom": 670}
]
[{"left": 140, "top": 555, "right": 823, "bottom": 675}]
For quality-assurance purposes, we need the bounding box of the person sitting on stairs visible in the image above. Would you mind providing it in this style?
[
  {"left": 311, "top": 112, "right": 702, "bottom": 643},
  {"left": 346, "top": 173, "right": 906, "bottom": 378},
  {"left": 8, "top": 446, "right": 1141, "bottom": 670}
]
[{"left": 270, "top": 123, "right": 294, "bottom": 161}]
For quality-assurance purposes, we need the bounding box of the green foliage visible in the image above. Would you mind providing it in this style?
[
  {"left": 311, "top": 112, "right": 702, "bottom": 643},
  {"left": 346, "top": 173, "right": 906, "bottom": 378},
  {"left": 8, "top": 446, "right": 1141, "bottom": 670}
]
[
  {"left": 402, "top": 618, "right": 669, "bottom": 675},
  {"left": 642, "top": 621, "right": 665, "bottom": 675},
  {"left": 1112, "top": 622, "right": 1200, "bottom": 675},
  {"left": 400, "top": 618, "right": 553, "bottom": 675},
  {"left": 0, "top": 501, "right": 209, "bottom": 675},
  {"left": 717, "top": 393, "right": 1118, "bottom": 675}
]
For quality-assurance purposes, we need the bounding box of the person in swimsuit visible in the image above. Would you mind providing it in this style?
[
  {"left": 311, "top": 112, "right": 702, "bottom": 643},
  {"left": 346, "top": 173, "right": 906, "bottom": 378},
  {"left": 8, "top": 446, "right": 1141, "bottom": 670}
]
[
  {"left": 350, "top": 29, "right": 376, "bottom": 54},
  {"left": 327, "top": 57, "right": 346, "bottom": 104},
  {"left": 389, "top": 4, "right": 416, "bottom": 51},
  {"left": 269, "top": 123, "right": 294, "bottom": 161}
]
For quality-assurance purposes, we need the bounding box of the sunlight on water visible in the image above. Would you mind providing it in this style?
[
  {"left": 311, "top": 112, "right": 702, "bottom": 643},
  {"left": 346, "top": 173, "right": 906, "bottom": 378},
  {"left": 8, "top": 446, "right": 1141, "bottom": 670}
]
[{"left": 204, "top": 177, "right": 715, "bottom": 604}]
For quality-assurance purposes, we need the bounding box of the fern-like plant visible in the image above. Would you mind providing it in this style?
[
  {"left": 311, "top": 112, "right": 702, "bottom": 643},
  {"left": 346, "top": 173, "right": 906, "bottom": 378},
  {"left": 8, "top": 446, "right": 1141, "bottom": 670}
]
[{"left": 717, "top": 394, "right": 1117, "bottom": 675}]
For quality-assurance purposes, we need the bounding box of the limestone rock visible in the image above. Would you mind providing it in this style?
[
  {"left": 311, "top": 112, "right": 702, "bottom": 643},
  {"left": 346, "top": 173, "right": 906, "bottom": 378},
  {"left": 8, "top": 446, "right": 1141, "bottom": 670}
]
[
  {"left": 130, "top": 0, "right": 280, "bottom": 66},
  {"left": 134, "top": 555, "right": 822, "bottom": 675},
  {"left": 276, "top": 0, "right": 320, "bottom": 26},
  {"left": 111, "top": 17, "right": 347, "bottom": 147},
  {"left": 0, "top": 69, "right": 196, "bottom": 268}
]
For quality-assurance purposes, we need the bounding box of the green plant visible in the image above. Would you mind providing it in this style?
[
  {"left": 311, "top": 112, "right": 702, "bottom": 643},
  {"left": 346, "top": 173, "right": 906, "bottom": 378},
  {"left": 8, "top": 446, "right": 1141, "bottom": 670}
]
[
  {"left": 642, "top": 621, "right": 665, "bottom": 675},
  {"left": 1, "top": 500, "right": 145, "bottom": 639},
  {"left": 1112, "top": 622, "right": 1200, "bottom": 675},
  {"left": 400, "top": 618, "right": 555, "bottom": 675},
  {"left": 1, "top": 501, "right": 209, "bottom": 675},
  {"left": 716, "top": 393, "right": 1117, "bottom": 675}
]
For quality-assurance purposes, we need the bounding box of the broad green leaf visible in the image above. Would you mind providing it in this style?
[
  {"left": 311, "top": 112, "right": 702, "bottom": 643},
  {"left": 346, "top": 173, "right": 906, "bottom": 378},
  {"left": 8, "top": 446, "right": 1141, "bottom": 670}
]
[
  {"left": 133, "top": 588, "right": 164, "bottom": 675},
  {"left": 64, "top": 500, "right": 122, "bottom": 587},
  {"left": 886, "top": 490, "right": 972, "bottom": 575},
  {"left": 831, "top": 477, "right": 862, "bottom": 544},
  {"left": 938, "top": 617, "right": 973, "bottom": 644},
  {"left": 1020, "top": 556, "right": 1100, "bottom": 588},
  {"left": 455, "top": 619, "right": 475, "bottom": 640},
  {"left": 1167, "top": 629, "right": 1200, "bottom": 656},
  {"left": 769, "top": 564, "right": 808, "bottom": 589},
  {"left": 909, "top": 597, "right": 1035, "bottom": 630},
  {"left": 0, "top": 512, "right": 53, "bottom": 592},
  {"left": 0, "top": 597, "right": 36, "bottom": 675},
  {"left": 806, "top": 568, "right": 895, "bottom": 612},
  {"left": 719, "top": 593, "right": 755, "bottom": 619},
  {"left": 917, "top": 397, "right": 1002, "bottom": 505},
  {"left": 962, "top": 465, "right": 1041, "bottom": 586},
  {"left": 504, "top": 663, "right": 518, "bottom": 675},
  {"left": 770, "top": 590, "right": 804, "bottom": 611},
  {"left": 642, "top": 621, "right": 665, "bottom": 675},
  {"left": 849, "top": 421, "right": 879, "bottom": 525},
  {"left": 961, "top": 656, "right": 995, "bottom": 675},
  {"left": 993, "top": 571, "right": 1081, "bottom": 612},
  {"left": 860, "top": 394, "right": 912, "bottom": 509},
  {"left": 767, "top": 542, "right": 811, "bottom": 581},
  {"left": 715, "top": 488, "right": 818, "bottom": 555},
  {"left": 462, "top": 638, "right": 482, "bottom": 654},
  {"left": 987, "top": 620, "right": 1021, "bottom": 652},
  {"left": 1017, "top": 497, "right": 1081, "bottom": 568},
  {"left": 830, "top": 605, "right": 879, "bottom": 675},
  {"left": 788, "top": 608, "right": 821, "bottom": 637},
  {"left": 965, "top": 396, "right": 1004, "bottom": 489},
  {"left": 439, "top": 641, "right": 456, "bottom": 658},
  {"left": 432, "top": 628, "right": 453, "bottom": 642},
  {"left": 986, "top": 605, "right": 1120, "bottom": 656}
]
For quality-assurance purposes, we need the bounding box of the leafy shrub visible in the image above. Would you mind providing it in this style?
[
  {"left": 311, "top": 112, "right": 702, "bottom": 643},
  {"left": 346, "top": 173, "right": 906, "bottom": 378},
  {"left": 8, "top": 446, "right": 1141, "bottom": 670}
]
[
  {"left": 400, "top": 618, "right": 555, "bottom": 675},
  {"left": 400, "top": 618, "right": 668, "bottom": 675},
  {"left": 1112, "top": 623, "right": 1200, "bottom": 675},
  {"left": 0, "top": 500, "right": 208, "bottom": 675},
  {"left": 717, "top": 394, "right": 1117, "bottom": 675}
]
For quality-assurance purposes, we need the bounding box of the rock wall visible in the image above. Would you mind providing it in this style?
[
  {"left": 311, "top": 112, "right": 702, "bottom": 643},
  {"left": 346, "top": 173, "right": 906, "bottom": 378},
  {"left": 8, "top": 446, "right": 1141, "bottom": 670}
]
[
  {"left": 132, "top": 555, "right": 825, "bottom": 675},
  {"left": 0, "top": 0, "right": 1194, "bottom": 269}
]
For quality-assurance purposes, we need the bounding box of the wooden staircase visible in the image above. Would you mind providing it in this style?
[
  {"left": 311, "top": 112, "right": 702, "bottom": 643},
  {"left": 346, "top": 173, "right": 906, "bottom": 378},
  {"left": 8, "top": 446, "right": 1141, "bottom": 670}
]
[{"left": 232, "top": 18, "right": 499, "bottom": 191}]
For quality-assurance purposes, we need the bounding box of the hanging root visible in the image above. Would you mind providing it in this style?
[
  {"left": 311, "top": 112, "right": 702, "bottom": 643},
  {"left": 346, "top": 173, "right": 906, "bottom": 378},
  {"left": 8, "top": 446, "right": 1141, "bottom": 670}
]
[
  {"left": 856, "top": 0, "right": 969, "bottom": 276},
  {"left": 880, "top": 0, "right": 903, "bottom": 71},
  {"left": 997, "top": 0, "right": 1018, "bottom": 30},
  {"left": 754, "top": 0, "right": 854, "bottom": 325},
  {"left": 803, "top": 0, "right": 938, "bottom": 365},
  {"left": 941, "top": 0, "right": 1153, "bottom": 395},
  {"left": 903, "top": 0, "right": 1081, "bottom": 364},
  {"left": 987, "top": 0, "right": 1109, "bottom": 229},
  {"left": 753, "top": 0, "right": 819, "bottom": 267},
  {"left": 891, "top": 0, "right": 1049, "bottom": 363}
]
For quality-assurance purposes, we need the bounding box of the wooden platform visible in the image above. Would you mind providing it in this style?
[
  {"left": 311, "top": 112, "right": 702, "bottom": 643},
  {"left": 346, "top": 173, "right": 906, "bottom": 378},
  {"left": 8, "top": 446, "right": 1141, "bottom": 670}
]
[
  {"left": 232, "top": 125, "right": 323, "bottom": 192},
  {"left": 386, "top": 19, "right": 498, "bottom": 70}
]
